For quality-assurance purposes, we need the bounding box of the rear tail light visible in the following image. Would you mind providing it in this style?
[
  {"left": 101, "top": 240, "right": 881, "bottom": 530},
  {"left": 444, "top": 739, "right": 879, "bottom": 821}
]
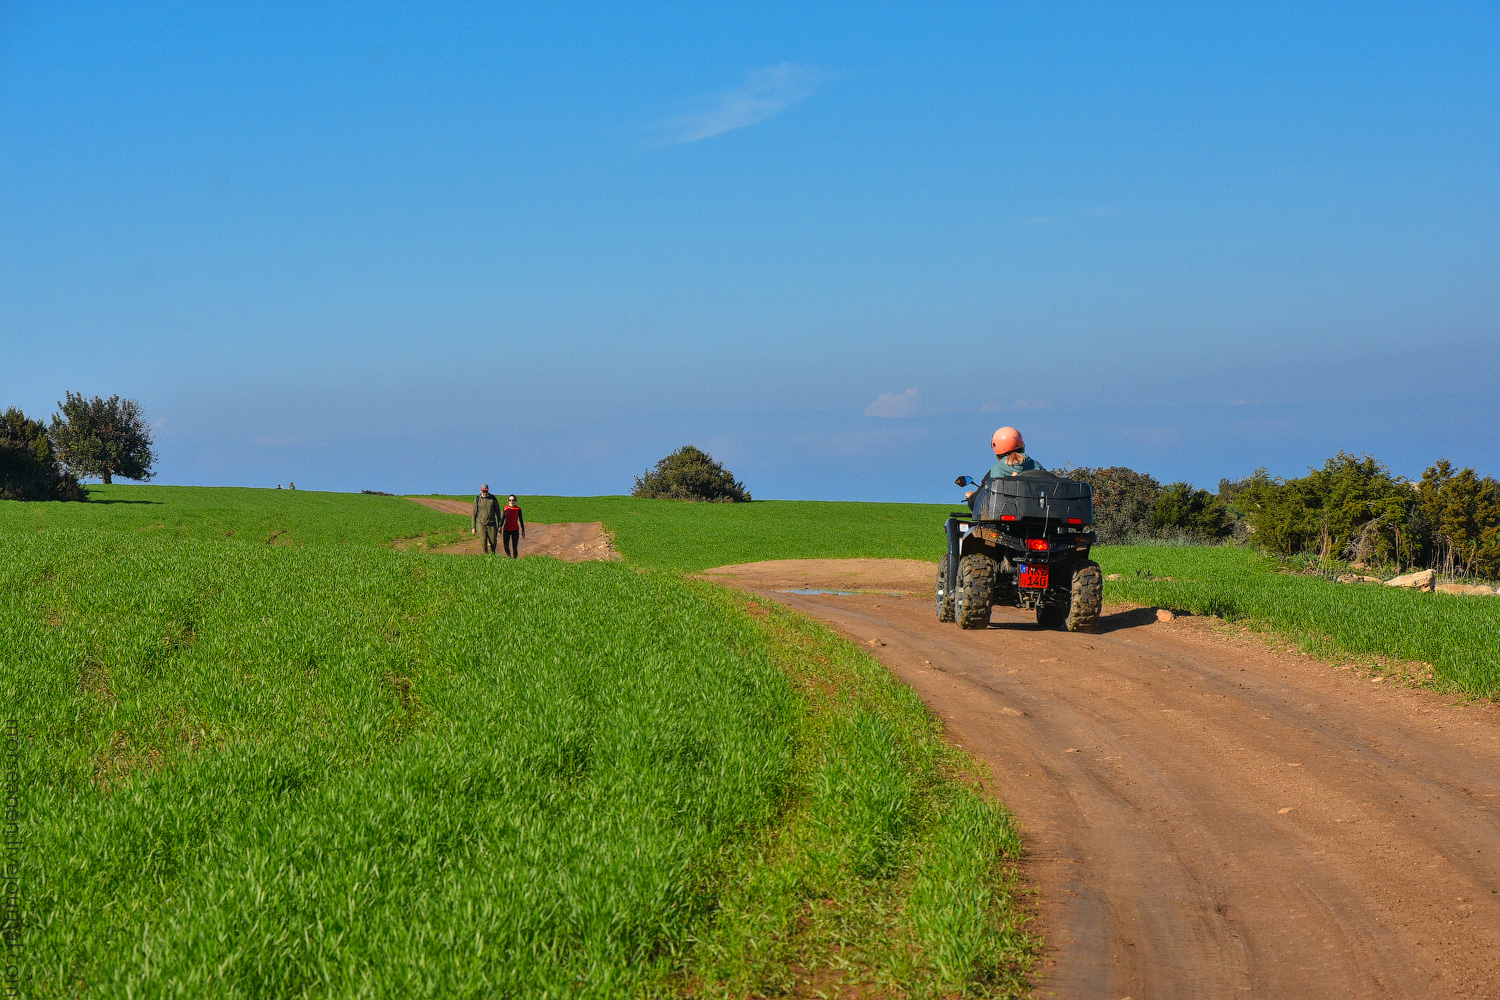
[
  {"left": 1000, "top": 514, "right": 1017, "bottom": 521},
  {"left": 1067, "top": 518, "right": 1083, "bottom": 525},
  {"left": 1026, "top": 539, "right": 1048, "bottom": 551}
]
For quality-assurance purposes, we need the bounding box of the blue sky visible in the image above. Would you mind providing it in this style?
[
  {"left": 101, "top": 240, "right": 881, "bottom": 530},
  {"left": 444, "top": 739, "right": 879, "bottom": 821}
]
[{"left": 3, "top": 3, "right": 1496, "bottom": 500}]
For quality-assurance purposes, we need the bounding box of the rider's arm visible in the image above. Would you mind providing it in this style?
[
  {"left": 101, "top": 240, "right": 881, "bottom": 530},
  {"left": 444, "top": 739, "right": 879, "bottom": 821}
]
[{"left": 966, "top": 471, "right": 992, "bottom": 510}]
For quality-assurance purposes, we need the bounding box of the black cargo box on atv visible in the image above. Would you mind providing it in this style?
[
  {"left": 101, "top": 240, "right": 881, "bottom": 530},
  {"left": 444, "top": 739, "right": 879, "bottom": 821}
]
[{"left": 972, "top": 469, "right": 1094, "bottom": 524}]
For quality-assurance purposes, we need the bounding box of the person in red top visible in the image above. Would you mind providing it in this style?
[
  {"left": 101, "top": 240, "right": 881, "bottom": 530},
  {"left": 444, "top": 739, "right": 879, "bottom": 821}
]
[{"left": 502, "top": 495, "right": 526, "bottom": 558}]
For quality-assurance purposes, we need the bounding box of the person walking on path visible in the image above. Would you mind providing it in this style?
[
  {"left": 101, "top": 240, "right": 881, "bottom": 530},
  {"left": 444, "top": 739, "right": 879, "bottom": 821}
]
[
  {"left": 473, "top": 484, "right": 502, "bottom": 554},
  {"left": 502, "top": 494, "right": 526, "bottom": 558}
]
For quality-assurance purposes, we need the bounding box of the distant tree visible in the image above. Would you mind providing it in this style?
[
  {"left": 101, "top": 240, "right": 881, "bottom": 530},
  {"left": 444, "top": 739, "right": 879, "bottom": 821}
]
[
  {"left": 1418, "top": 460, "right": 1500, "bottom": 578},
  {"left": 1058, "top": 465, "right": 1161, "bottom": 543},
  {"left": 1216, "top": 473, "right": 1261, "bottom": 539},
  {"left": 1216, "top": 475, "right": 1254, "bottom": 509},
  {"left": 49, "top": 392, "right": 156, "bottom": 485},
  {"left": 632, "top": 445, "right": 751, "bottom": 502},
  {"left": 0, "top": 407, "right": 85, "bottom": 501},
  {"left": 1153, "top": 482, "right": 1231, "bottom": 540}
]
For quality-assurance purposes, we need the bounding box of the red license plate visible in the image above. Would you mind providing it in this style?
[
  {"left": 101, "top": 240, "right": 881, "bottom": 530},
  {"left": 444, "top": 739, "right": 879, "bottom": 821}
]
[{"left": 1020, "top": 566, "right": 1050, "bottom": 589}]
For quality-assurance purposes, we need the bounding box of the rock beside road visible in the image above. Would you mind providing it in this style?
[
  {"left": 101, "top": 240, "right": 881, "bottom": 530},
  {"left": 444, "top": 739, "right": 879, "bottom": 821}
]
[
  {"left": 1336, "top": 568, "right": 1496, "bottom": 596},
  {"left": 1436, "top": 582, "right": 1499, "bottom": 597},
  {"left": 1385, "top": 569, "right": 1435, "bottom": 591},
  {"left": 1156, "top": 608, "right": 1177, "bottom": 623}
]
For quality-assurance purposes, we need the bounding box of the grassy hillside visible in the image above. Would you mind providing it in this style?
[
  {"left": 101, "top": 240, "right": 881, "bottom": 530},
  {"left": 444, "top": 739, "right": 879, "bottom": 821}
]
[{"left": 3, "top": 487, "right": 1032, "bottom": 997}]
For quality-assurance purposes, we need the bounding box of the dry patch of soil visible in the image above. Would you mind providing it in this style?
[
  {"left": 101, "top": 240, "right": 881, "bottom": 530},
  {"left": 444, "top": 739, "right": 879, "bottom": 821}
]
[
  {"left": 707, "top": 557, "right": 1500, "bottom": 1000},
  {"left": 700, "top": 558, "right": 935, "bottom": 594},
  {"left": 402, "top": 497, "right": 619, "bottom": 562}
]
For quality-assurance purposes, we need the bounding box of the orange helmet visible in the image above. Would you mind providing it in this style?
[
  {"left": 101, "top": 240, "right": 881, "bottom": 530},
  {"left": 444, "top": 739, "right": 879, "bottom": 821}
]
[{"left": 991, "top": 426, "right": 1024, "bottom": 457}]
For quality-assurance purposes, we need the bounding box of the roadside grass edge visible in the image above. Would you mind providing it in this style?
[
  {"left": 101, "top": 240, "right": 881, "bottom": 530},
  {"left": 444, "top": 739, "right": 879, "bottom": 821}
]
[{"left": 676, "top": 580, "right": 1037, "bottom": 998}]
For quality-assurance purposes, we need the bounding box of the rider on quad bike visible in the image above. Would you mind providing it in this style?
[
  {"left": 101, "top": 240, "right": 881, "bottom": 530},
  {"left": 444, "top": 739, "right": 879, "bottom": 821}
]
[
  {"left": 966, "top": 427, "right": 1043, "bottom": 504},
  {"left": 939, "top": 426, "right": 1103, "bottom": 633}
]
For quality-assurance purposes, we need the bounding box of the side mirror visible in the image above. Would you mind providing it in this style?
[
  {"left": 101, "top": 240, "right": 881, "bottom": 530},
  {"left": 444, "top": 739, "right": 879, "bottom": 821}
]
[{"left": 954, "top": 475, "right": 975, "bottom": 487}]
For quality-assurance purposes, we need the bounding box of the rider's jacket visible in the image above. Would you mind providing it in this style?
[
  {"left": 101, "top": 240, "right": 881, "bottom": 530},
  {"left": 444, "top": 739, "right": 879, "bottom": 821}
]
[
  {"left": 967, "top": 455, "right": 1045, "bottom": 510},
  {"left": 982, "top": 455, "right": 1043, "bottom": 485}
]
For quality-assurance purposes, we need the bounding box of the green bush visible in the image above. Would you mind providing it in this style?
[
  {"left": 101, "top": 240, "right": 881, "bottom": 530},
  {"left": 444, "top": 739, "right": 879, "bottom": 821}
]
[
  {"left": 1058, "top": 465, "right": 1162, "bottom": 543},
  {"left": 1153, "top": 482, "right": 1231, "bottom": 540},
  {"left": 632, "top": 445, "right": 750, "bottom": 502},
  {"left": 0, "top": 407, "right": 84, "bottom": 501}
]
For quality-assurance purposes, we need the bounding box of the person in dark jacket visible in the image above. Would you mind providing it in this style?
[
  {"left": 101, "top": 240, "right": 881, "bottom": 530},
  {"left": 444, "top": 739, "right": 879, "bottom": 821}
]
[
  {"left": 473, "top": 484, "right": 502, "bottom": 554},
  {"left": 502, "top": 495, "right": 526, "bottom": 558}
]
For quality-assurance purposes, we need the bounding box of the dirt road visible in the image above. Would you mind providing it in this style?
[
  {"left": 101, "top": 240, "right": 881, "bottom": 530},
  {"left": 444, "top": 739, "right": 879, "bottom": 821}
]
[
  {"left": 717, "top": 560, "right": 1500, "bottom": 999},
  {"left": 404, "top": 497, "right": 618, "bottom": 561}
]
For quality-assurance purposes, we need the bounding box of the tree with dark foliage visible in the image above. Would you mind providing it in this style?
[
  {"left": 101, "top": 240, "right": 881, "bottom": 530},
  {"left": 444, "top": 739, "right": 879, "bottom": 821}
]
[
  {"left": 1417, "top": 460, "right": 1500, "bottom": 578},
  {"left": 632, "top": 445, "right": 751, "bottom": 502},
  {"left": 1, "top": 407, "right": 85, "bottom": 501},
  {"left": 1236, "top": 454, "right": 1413, "bottom": 562},
  {"left": 1153, "top": 482, "right": 1231, "bottom": 539},
  {"left": 49, "top": 392, "right": 157, "bottom": 485}
]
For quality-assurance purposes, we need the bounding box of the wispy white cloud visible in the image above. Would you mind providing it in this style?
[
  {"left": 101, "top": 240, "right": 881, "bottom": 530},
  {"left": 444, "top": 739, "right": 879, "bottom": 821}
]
[
  {"left": 658, "top": 64, "right": 824, "bottom": 144},
  {"left": 864, "top": 387, "right": 922, "bottom": 418}
]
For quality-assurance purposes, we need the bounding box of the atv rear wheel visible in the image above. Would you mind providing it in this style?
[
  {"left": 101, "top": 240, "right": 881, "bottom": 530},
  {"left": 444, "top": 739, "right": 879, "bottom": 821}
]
[
  {"left": 1036, "top": 601, "right": 1068, "bottom": 629},
  {"left": 955, "top": 553, "right": 998, "bottom": 630},
  {"left": 1066, "top": 560, "right": 1103, "bottom": 633},
  {"left": 935, "top": 554, "right": 955, "bottom": 622}
]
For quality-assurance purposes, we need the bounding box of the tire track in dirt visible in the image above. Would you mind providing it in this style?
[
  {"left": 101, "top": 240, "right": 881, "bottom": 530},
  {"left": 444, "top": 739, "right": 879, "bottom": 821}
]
[{"left": 714, "top": 560, "right": 1500, "bottom": 999}]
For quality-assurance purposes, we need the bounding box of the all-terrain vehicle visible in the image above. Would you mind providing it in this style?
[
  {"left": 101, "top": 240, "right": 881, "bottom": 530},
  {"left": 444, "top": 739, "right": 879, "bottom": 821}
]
[{"left": 936, "top": 469, "right": 1103, "bottom": 631}]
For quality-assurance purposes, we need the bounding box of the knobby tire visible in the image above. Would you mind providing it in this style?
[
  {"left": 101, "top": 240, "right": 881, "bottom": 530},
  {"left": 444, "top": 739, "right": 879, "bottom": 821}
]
[
  {"left": 1067, "top": 560, "right": 1103, "bottom": 633},
  {"left": 936, "top": 554, "right": 955, "bottom": 622},
  {"left": 955, "top": 553, "right": 997, "bottom": 630}
]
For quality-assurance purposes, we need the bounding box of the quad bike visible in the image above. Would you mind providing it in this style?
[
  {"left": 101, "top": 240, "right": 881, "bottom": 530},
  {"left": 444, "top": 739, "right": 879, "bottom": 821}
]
[{"left": 936, "top": 469, "right": 1103, "bottom": 631}]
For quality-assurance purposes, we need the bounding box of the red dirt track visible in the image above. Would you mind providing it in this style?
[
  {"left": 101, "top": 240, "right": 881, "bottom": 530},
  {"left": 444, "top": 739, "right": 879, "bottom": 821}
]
[
  {"left": 404, "top": 497, "right": 618, "bottom": 560},
  {"left": 714, "top": 559, "right": 1500, "bottom": 1000}
]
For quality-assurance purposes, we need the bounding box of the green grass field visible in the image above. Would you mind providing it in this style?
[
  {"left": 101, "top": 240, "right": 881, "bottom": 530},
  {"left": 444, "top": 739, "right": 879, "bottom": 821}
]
[
  {"left": 423, "top": 494, "right": 955, "bottom": 571},
  {"left": 13, "top": 483, "right": 1496, "bottom": 994},
  {"left": 11, "top": 484, "right": 465, "bottom": 548},
  {"left": 3, "top": 487, "right": 1032, "bottom": 998},
  {"left": 1091, "top": 546, "right": 1500, "bottom": 696},
  {"left": 422, "top": 492, "right": 1500, "bottom": 697}
]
